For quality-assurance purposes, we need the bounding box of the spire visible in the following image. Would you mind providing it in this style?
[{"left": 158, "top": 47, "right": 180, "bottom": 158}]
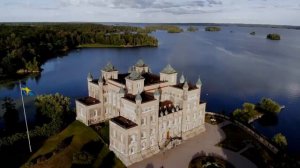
[
  {"left": 161, "top": 64, "right": 176, "bottom": 74},
  {"left": 98, "top": 77, "right": 103, "bottom": 84},
  {"left": 183, "top": 80, "right": 189, "bottom": 90},
  {"left": 87, "top": 72, "right": 93, "bottom": 81},
  {"left": 154, "top": 89, "right": 160, "bottom": 99},
  {"left": 135, "top": 92, "right": 142, "bottom": 102},
  {"left": 196, "top": 76, "right": 202, "bottom": 87},
  {"left": 180, "top": 73, "right": 185, "bottom": 83}
]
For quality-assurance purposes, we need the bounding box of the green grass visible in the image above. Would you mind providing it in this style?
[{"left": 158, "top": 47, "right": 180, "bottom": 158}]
[
  {"left": 24, "top": 120, "right": 125, "bottom": 168},
  {"left": 189, "top": 155, "right": 234, "bottom": 168},
  {"left": 217, "top": 124, "right": 253, "bottom": 152},
  {"left": 241, "top": 146, "right": 274, "bottom": 167}
]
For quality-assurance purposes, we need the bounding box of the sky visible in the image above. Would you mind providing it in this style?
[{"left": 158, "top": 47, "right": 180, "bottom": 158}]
[{"left": 0, "top": 0, "right": 300, "bottom": 25}]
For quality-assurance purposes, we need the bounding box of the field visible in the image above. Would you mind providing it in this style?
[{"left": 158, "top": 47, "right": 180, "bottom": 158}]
[{"left": 23, "top": 120, "right": 125, "bottom": 168}]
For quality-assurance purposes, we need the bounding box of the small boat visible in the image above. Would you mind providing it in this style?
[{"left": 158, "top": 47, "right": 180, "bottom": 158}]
[{"left": 280, "top": 105, "right": 285, "bottom": 109}]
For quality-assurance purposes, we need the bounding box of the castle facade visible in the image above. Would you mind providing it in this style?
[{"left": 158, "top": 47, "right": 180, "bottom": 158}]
[{"left": 76, "top": 60, "right": 206, "bottom": 166}]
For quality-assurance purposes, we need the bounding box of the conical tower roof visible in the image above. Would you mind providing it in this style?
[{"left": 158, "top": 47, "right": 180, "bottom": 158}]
[
  {"left": 127, "top": 71, "right": 144, "bottom": 80},
  {"left": 103, "top": 62, "right": 116, "bottom": 72},
  {"left": 135, "top": 59, "right": 145, "bottom": 67},
  {"left": 135, "top": 92, "right": 142, "bottom": 102},
  {"left": 180, "top": 73, "right": 185, "bottom": 83},
  {"left": 87, "top": 72, "right": 93, "bottom": 81},
  {"left": 196, "top": 76, "right": 202, "bottom": 86},
  {"left": 161, "top": 64, "right": 176, "bottom": 74},
  {"left": 183, "top": 80, "right": 189, "bottom": 89}
]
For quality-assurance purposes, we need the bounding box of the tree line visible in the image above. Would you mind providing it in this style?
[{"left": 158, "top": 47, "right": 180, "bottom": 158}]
[
  {"left": 0, "top": 93, "right": 73, "bottom": 148},
  {"left": 0, "top": 24, "right": 158, "bottom": 78}
]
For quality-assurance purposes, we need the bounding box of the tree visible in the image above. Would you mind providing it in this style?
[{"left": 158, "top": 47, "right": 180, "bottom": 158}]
[
  {"left": 272, "top": 133, "right": 287, "bottom": 148},
  {"left": 1, "top": 97, "right": 19, "bottom": 131},
  {"left": 35, "top": 93, "right": 71, "bottom": 120},
  {"left": 259, "top": 98, "right": 281, "bottom": 113}
]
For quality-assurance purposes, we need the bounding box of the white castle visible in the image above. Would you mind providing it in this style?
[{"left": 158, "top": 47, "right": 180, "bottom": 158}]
[{"left": 75, "top": 60, "right": 206, "bottom": 166}]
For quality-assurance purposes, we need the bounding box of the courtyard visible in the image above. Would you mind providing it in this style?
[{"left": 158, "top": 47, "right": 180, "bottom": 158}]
[{"left": 129, "top": 121, "right": 257, "bottom": 168}]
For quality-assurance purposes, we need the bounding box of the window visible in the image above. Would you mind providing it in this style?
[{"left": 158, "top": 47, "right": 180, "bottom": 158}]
[
  {"left": 141, "top": 132, "right": 146, "bottom": 139},
  {"left": 80, "top": 108, "right": 84, "bottom": 117},
  {"left": 130, "top": 147, "right": 135, "bottom": 154},
  {"left": 141, "top": 142, "right": 146, "bottom": 150},
  {"left": 113, "top": 130, "right": 116, "bottom": 138},
  {"left": 150, "top": 115, "right": 154, "bottom": 122},
  {"left": 141, "top": 118, "right": 145, "bottom": 125},
  {"left": 130, "top": 135, "right": 136, "bottom": 143},
  {"left": 151, "top": 128, "right": 155, "bottom": 135},
  {"left": 151, "top": 139, "right": 155, "bottom": 146}
]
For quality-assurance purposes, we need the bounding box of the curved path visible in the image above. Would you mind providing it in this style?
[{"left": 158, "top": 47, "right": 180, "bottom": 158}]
[{"left": 129, "top": 122, "right": 256, "bottom": 168}]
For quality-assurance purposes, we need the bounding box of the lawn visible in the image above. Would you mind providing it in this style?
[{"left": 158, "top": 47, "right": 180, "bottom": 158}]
[
  {"left": 217, "top": 124, "right": 253, "bottom": 152},
  {"left": 189, "top": 155, "right": 234, "bottom": 168},
  {"left": 23, "top": 120, "right": 125, "bottom": 168},
  {"left": 241, "top": 146, "right": 274, "bottom": 168},
  {"left": 217, "top": 124, "right": 275, "bottom": 167}
]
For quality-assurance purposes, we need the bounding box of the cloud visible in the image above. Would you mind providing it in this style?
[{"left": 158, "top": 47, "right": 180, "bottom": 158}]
[
  {"left": 59, "top": 0, "right": 222, "bottom": 9},
  {"left": 0, "top": 0, "right": 300, "bottom": 25}
]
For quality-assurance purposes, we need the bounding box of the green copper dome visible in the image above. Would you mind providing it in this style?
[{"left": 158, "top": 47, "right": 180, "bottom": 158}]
[
  {"left": 161, "top": 64, "right": 176, "bottom": 74},
  {"left": 135, "top": 59, "right": 145, "bottom": 67},
  {"left": 127, "top": 71, "right": 144, "bottom": 80},
  {"left": 103, "top": 62, "right": 116, "bottom": 72}
]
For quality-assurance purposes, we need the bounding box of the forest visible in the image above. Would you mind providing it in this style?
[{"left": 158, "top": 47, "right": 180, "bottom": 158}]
[{"left": 0, "top": 24, "right": 158, "bottom": 79}]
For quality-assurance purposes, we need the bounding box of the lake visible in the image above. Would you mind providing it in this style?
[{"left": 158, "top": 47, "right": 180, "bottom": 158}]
[{"left": 1, "top": 25, "right": 300, "bottom": 154}]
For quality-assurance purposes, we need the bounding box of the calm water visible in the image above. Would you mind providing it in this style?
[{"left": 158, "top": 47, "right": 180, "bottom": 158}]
[{"left": 1, "top": 26, "right": 300, "bottom": 154}]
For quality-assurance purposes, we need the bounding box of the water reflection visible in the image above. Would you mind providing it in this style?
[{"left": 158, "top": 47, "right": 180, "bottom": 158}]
[{"left": 0, "top": 26, "right": 300, "bottom": 153}]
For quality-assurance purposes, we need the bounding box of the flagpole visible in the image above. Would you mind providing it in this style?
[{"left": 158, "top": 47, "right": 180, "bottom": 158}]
[{"left": 19, "top": 81, "right": 32, "bottom": 153}]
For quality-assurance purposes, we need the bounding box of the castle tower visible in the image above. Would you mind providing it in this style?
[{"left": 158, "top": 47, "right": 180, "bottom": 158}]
[
  {"left": 134, "top": 59, "right": 149, "bottom": 74},
  {"left": 101, "top": 62, "right": 118, "bottom": 80},
  {"left": 179, "top": 73, "right": 185, "bottom": 83},
  {"left": 196, "top": 76, "right": 202, "bottom": 88},
  {"left": 87, "top": 72, "right": 93, "bottom": 82},
  {"left": 125, "top": 71, "right": 145, "bottom": 95},
  {"left": 160, "top": 64, "right": 177, "bottom": 85}
]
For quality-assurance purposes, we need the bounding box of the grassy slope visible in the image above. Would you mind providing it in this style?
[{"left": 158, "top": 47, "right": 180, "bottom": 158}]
[{"left": 24, "top": 120, "right": 125, "bottom": 168}]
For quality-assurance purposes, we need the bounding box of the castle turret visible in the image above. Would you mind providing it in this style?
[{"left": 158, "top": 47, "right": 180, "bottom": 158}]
[
  {"left": 135, "top": 92, "right": 142, "bottom": 104},
  {"left": 180, "top": 73, "right": 185, "bottom": 83},
  {"left": 87, "top": 72, "right": 93, "bottom": 82},
  {"left": 126, "top": 71, "right": 145, "bottom": 95},
  {"left": 98, "top": 77, "right": 103, "bottom": 85},
  {"left": 160, "top": 64, "right": 177, "bottom": 85},
  {"left": 196, "top": 76, "right": 202, "bottom": 88},
  {"left": 154, "top": 89, "right": 160, "bottom": 100},
  {"left": 134, "top": 59, "right": 149, "bottom": 74},
  {"left": 183, "top": 80, "right": 189, "bottom": 100},
  {"left": 101, "top": 62, "right": 118, "bottom": 80}
]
